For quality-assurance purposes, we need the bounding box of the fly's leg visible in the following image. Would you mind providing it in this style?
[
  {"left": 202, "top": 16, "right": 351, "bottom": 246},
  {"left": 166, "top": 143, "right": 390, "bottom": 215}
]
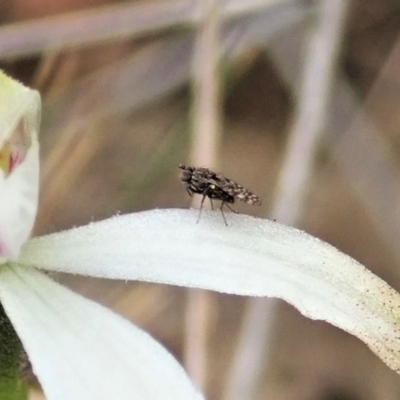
[
  {"left": 209, "top": 198, "right": 214, "bottom": 210},
  {"left": 219, "top": 202, "right": 228, "bottom": 226},
  {"left": 197, "top": 192, "right": 208, "bottom": 223},
  {"left": 185, "top": 189, "right": 194, "bottom": 207},
  {"left": 224, "top": 203, "right": 238, "bottom": 214}
]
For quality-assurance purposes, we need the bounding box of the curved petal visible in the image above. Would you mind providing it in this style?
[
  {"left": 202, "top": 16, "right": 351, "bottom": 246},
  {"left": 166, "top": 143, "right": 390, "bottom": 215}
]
[
  {"left": 0, "top": 264, "right": 203, "bottom": 400},
  {"left": 20, "top": 208, "right": 400, "bottom": 374},
  {"left": 0, "top": 71, "right": 40, "bottom": 146},
  {"left": 0, "top": 71, "right": 41, "bottom": 260},
  {"left": 0, "top": 140, "right": 39, "bottom": 260}
]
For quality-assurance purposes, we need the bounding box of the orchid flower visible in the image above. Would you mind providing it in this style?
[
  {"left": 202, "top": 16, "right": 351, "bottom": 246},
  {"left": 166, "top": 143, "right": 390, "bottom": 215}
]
[
  {"left": 2, "top": 71, "right": 400, "bottom": 400},
  {"left": 0, "top": 71, "right": 204, "bottom": 400}
]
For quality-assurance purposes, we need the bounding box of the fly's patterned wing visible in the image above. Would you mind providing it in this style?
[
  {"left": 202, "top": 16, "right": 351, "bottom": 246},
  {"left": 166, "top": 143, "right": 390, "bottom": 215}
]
[
  {"left": 178, "top": 164, "right": 261, "bottom": 225},
  {"left": 214, "top": 175, "right": 262, "bottom": 206}
]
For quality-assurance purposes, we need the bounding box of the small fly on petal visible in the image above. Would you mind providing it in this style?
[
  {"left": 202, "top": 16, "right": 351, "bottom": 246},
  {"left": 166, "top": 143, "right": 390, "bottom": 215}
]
[{"left": 178, "top": 164, "right": 262, "bottom": 225}]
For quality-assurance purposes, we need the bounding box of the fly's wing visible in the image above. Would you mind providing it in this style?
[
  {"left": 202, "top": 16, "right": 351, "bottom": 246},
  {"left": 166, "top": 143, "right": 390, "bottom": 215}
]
[{"left": 215, "top": 174, "right": 262, "bottom": 205}]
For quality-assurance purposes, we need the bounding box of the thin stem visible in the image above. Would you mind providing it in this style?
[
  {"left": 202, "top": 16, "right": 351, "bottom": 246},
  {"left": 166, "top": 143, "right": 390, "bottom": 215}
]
[{"left": 184, "top": 0, "right": 223, "bottom": 391}]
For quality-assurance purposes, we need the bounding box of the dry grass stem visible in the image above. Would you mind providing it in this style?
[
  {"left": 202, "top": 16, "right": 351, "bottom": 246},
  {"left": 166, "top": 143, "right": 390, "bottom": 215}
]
[
  {"left": 224, "top": 1, "right": 350, "bottom": 399},
  {"left": 330, "top": 41, "right": 400, "bottom": 262},
  {"left": 0, "top": 0, "right": 290, "bottom": 60},
  {"left": 184, "top": 0, "right": 223, "bottom": 391},
  {"left": 269, "top": 3, "right": 400, "bottom": 271}
]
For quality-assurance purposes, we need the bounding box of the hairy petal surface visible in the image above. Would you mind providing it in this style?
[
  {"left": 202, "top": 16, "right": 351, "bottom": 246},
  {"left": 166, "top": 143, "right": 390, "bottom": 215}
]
[
  {"left": 0, "top": 71, "right": 40, "bottom": 260},
  {"left": 20, "top": 208, "right": 400, "bottom": 374},
  {"left": 0, "top": 264, "right": 203, "bottom": 400}
]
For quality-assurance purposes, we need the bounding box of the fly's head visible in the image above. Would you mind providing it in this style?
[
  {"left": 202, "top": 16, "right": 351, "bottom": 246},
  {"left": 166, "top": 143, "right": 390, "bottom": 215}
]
[{"left": 178, "top": 164, "right": 194, "bottom": 185}]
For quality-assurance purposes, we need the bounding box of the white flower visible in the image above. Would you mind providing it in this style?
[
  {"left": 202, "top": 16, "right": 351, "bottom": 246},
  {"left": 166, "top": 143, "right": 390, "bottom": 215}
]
[
  {"left": 2, "top": 71, "right": 400, "bottom": 400},
  {"left": 0, "top": 71, "right": 203, "bottom": 400}
]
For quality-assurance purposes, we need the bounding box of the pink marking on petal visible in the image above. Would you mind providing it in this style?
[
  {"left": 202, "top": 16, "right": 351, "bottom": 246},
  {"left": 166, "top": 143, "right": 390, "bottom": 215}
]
[
  {"left": 0, "top": 142, "right": 26, "bottom": 177},
  {"left": 1, "top": 121, "right": 29, "bottom": 177},
  {"left": 9, "top": 149, "right": 23, "bottom": 173}
]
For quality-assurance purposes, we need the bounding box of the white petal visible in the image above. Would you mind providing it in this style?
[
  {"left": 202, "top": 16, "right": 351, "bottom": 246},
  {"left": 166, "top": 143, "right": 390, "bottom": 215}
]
[
  {"left": 0, "top": 140, "right": 39, "bottom": 260},
  {"left": 0, "top": 71, "right": 41, "bottom": 260},
  {"left": 0, "top": 70, "right": 40, "bottom": 146},
  {"left": 0, "top": 264, "right": 204, "bottom": 400},
  {"left": 20, "top": 209, "right": 400, "bottom": 374}
]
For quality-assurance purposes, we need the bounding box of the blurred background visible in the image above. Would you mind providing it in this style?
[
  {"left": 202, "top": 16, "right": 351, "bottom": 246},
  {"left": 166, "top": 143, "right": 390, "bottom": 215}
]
[{"left": 2, "top": 0, "right": 400, "bottom": 399}]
